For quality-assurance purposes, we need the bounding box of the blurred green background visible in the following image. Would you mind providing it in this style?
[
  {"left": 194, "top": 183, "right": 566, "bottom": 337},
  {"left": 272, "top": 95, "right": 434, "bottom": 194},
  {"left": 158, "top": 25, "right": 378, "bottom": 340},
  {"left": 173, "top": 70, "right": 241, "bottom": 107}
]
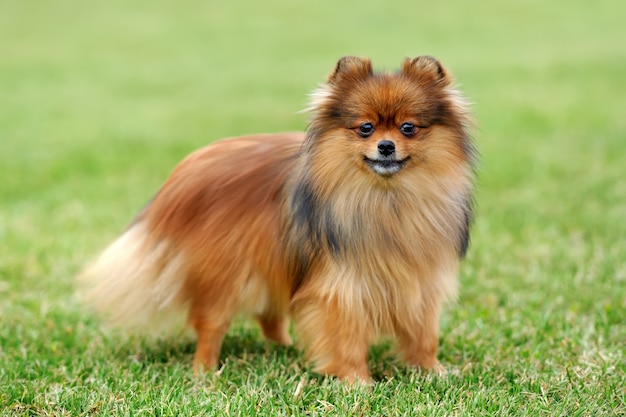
[{"left": 1, "top": 0, "right": 624, "bottom": 415}]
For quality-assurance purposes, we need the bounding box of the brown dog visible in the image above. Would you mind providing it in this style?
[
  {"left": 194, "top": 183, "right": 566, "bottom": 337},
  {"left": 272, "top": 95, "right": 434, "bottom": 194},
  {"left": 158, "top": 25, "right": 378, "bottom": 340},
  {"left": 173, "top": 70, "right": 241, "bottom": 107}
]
[{"left": 79, "top": 56, "right": 475, "bottom": 383}]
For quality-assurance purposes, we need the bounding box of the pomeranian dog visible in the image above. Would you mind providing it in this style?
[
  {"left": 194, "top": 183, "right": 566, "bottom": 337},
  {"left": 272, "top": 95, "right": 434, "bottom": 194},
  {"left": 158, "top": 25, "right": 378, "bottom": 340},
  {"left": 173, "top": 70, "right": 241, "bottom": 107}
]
[{"left": 79, "top": 56, "right": 475, "bottom": 383}]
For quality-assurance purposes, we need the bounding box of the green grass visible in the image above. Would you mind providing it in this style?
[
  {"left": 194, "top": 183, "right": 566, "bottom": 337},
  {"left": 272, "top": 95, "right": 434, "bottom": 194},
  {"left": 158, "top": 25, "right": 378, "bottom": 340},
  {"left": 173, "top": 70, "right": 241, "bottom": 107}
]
[{"left": 1, "top": 0, "right": 625, "bottom": 415}]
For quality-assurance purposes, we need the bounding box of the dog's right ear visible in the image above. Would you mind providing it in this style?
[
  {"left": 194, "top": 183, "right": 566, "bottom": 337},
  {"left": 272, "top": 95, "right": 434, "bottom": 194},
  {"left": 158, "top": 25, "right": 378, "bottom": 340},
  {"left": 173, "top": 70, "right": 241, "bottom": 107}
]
[
  {"left": 402, "top": 56, "right": 452, "bottom": 87},
  {"left": 328, "top": 56, "right": 373, "bottom": 85}
]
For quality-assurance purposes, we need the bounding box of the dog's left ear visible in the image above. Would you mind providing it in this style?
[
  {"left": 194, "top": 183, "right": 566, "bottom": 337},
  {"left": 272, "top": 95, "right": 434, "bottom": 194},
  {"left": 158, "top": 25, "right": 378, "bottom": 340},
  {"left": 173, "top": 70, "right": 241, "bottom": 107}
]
[
  {"left": 402, "top": 56, "right": 452, "bottom": 87},
  {"left": 328, "top": 56, "right": 373, "bottom": 85}
]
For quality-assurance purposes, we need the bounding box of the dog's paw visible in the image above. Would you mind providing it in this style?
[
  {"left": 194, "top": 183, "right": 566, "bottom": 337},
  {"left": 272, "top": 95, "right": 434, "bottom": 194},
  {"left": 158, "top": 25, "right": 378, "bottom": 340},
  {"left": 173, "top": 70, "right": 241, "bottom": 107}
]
[{"left": 429, "top": 361, "right": 447, "bottom": 376}]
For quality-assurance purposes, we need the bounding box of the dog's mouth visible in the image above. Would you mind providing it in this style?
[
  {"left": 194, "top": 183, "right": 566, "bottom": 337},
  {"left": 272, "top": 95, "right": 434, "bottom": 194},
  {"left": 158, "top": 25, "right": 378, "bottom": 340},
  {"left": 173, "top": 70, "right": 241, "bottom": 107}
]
[{"left": 363, "top": 156, "right": 410, "bottom": 177}]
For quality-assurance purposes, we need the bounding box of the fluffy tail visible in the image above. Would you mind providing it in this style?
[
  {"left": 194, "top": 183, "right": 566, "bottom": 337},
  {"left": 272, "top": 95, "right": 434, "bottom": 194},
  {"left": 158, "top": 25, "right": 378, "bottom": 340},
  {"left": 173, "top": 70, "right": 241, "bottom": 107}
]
[{"left": 77, "top": 222, "right": 188, "bottom": 334}]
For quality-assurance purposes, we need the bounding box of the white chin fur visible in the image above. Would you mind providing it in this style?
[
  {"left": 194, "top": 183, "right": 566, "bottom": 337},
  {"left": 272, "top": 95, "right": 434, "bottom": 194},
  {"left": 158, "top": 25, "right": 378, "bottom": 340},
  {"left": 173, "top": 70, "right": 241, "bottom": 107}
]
[
  {"left": 371, "top": 164, "right": 402, "bottom": 176},
  {"left": 366, "top": 160, "right": 406, "bottom": 177}
]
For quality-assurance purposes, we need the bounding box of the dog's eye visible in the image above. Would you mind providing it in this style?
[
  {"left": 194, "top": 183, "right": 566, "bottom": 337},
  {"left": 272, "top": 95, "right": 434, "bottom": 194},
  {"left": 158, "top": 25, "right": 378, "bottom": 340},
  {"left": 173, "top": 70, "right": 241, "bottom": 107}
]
[
  {"left": 400, "top": 123, "right": 417, "bottom": 137},
  {"left": 357, "top": 123, "right": 375, "bottom": 138}
]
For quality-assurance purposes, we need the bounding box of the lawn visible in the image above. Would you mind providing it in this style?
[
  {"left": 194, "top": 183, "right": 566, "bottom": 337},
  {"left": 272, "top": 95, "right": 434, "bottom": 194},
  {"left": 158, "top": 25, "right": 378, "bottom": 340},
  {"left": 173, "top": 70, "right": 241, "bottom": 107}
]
[{"left": 1, "top": 0, "right": 624, "bottom": 415}]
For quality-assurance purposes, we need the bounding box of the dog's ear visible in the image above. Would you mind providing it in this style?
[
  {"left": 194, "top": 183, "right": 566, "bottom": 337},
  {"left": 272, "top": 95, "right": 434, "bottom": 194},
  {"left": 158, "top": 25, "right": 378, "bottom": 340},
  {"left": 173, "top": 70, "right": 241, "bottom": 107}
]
[
  {"left": 328, "top": 56, "right": 373, "bottom": 85},
  {"left": 402, "top": 56, "right": 451, "bottom": 87}
]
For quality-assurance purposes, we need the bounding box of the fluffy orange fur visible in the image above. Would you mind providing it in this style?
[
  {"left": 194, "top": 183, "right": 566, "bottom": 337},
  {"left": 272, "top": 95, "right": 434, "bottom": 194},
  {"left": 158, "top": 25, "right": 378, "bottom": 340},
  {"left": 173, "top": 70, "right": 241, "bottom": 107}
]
[{"left": 78, "top": 56, "right": 475, "bottom": 383}]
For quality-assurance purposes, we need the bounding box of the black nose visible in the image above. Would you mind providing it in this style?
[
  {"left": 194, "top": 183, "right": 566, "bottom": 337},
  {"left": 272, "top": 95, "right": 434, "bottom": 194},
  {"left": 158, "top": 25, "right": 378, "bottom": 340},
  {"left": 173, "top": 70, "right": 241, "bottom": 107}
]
[{"left": 377, "top": 140, "right": 395, "bottom": 157}]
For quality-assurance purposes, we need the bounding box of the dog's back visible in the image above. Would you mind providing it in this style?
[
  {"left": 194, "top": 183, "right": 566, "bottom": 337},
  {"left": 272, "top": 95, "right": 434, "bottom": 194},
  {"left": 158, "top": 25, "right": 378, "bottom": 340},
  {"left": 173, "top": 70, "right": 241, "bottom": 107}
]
[{"left": 78, "top": 133, "right": 303, "bottom": 359}]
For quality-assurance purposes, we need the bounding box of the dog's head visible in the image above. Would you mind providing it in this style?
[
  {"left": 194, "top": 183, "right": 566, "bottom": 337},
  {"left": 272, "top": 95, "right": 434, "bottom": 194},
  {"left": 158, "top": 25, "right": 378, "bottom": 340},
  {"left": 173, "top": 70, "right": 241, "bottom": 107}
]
[{"left": 305, "top": 56, "right": 475, "bottom": 185}]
